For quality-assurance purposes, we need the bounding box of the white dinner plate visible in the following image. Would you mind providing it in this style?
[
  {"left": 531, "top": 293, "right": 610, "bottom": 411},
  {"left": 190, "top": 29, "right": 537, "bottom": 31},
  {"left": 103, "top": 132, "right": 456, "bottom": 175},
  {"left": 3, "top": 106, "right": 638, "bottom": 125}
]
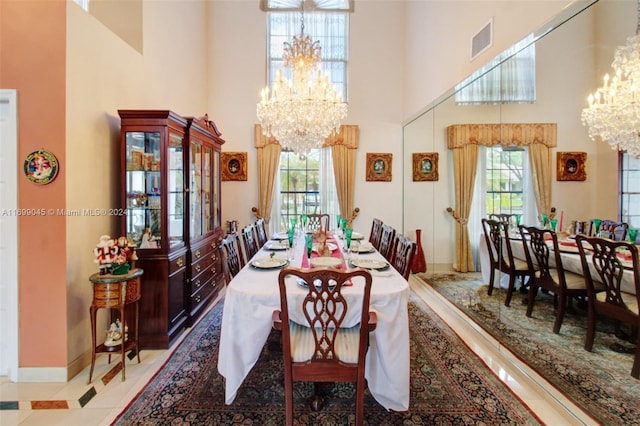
[
  {"left": 271, "top": 232, "right": 288, "bottom": 240},
  {"left": 264, "top": 241, "right": 288, "bottom": 251},
  {"left": 250, "top": 256, "right": 289, "bottom": 269},
  {"left": 310, "top": 257, "right": 343, "bottom": 268},
  {"left": 350, "top": 258, "right": 390, "bottom": 270},
  {"left": 350, "top": 242, "right": 374, "bottom": 253},
  {"left": 312, "top": 242, "right": 338, "bottom": 253},
  {"left": 339, "top": 232, "right": 364, "bottom": 241}
]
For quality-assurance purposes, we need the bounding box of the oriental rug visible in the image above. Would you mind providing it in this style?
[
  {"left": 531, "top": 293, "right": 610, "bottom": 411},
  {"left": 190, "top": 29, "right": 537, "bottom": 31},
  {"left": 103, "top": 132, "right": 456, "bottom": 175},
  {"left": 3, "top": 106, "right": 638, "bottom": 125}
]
[
  {"left": 418, "top": 272, "right": 640, "bottom": 425},
  {"left": 112, "top": 293, "right": 541, "bottom": 425}
]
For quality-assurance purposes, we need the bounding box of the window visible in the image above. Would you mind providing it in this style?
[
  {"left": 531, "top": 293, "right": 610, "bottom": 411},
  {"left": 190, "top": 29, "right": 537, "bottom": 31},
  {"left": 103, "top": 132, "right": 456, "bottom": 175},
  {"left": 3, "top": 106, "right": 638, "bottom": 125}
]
[
  {"left": 621, "top": 152, "right": 640, "bottom": 229},
  {"left": 485, "top": 146, "right": 525, "bottom": 215},
  {"left": 274, "top": 149, "right": 339, "bottom": 231},
  {"left": 267, "top": 11, "right": 348, "bottom": 102}
]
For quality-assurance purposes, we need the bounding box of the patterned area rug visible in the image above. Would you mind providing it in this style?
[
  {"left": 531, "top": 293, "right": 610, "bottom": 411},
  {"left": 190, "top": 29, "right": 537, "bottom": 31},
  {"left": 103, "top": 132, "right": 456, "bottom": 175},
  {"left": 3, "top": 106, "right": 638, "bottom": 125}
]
[
  {"left": 112, "top": 293, "right": 541, "bottom": 425},
  {"left": 419, "top": 272, "right": 640, "bottom": 425}
]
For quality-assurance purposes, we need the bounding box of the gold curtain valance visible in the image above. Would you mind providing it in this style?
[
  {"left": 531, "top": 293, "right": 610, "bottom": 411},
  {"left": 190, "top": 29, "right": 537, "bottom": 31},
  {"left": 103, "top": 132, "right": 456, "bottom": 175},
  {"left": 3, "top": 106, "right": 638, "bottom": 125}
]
[
  {"left": 446, "top": 123, "right": 557, "bottom": 149},
  {"left": 254, "top": 124, "right": 359, "bottom": 149}
]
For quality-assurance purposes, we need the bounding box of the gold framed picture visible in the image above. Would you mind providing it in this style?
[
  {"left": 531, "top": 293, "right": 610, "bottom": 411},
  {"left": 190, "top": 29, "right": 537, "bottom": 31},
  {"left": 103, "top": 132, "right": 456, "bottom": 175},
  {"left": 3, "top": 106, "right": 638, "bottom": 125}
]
[
  {"left": 412, "top": 152, "right": 439, "bottom": 181},
  {"left": 221, "top": 152, "right": 247, "bottom": 181},
  {"left": 366, "top": 153, "right": 392, "bottom": 182},
  {"left": 557, "top": 151, "right": 586, "bottom": 181}
]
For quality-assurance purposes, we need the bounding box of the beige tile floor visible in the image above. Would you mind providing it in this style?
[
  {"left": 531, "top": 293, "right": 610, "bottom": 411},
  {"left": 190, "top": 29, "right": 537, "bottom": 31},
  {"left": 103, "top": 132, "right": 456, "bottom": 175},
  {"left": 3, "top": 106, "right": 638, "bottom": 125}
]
[{"left": 0, "top": 279, "right": 599, "bottom": 426}]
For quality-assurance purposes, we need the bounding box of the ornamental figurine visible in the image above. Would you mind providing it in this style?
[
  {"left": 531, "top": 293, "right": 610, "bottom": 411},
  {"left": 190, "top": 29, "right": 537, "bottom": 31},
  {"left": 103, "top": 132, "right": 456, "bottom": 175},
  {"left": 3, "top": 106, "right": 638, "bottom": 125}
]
[{"left": 93, "top": 235, "right": 118, "bottom": 275}]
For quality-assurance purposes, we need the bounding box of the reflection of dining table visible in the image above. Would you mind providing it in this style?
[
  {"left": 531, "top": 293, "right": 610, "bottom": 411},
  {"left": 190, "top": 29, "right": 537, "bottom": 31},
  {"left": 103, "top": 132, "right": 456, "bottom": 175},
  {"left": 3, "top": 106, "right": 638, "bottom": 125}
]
[
  {"left": 217, "top": 231, "right": 410, "bottom": 412},
  {"left": 508, "top": 236, "right": 638, "bottom": 295}
]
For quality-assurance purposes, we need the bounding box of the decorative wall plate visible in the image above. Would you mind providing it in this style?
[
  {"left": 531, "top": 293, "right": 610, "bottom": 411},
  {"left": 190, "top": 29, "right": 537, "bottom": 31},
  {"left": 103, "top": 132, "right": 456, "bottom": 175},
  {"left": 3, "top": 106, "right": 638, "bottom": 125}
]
[{"left": 24, "top": 150, "right": 59, "bottom": 185}]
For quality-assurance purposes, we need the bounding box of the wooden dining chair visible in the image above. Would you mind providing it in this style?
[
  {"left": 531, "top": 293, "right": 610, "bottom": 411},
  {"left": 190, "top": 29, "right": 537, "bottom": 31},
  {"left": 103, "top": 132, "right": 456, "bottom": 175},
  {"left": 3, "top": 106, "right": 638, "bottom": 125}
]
[
  {"left": 220, "top": 233, "right": 245, "bottom": 284},
  {"left": 306, "top": 213, "right": 330, "bottom": 233},
  {"left": 389, "top": 233, "right": 417, "bottom": 280},
  {"left": 241, "top": 224, "right": 259, "bottom": 261},
  {"left": 481, "top": 218, "right": 531, "bottom": 306},
  {"left": 368, "top": 218, "right": 383, "bottom": 250},
  {"left": 272, "top": 267, "right": 376, "bottom": 426},
  {"left": 575, "top": 235, "right": 640, "bottom": 379},
  {"left": 519, "top": 225, "right": 589, "bottom": 334},
  {"left": 254, "top": 218, "right": 268, "bottom": 247},
  {"left": 378, "top": 224, "right": 396, "bottom": 262},
  {"left": 588, "top": 219, "right": 629, "bottom": 241}
]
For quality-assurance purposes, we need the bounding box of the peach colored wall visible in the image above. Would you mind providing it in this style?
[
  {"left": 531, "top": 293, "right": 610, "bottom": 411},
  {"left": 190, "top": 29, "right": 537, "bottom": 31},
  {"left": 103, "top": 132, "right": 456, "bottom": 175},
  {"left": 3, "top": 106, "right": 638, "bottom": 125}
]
[{"left": 0, "top": 0, "right": 67, "bottom": 366}]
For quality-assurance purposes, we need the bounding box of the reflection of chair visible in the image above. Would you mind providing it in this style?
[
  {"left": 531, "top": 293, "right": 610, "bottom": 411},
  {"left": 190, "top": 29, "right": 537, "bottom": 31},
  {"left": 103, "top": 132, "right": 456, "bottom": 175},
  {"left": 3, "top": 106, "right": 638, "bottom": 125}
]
[
  {"left": 272, "top": 266, "right": 376, "bottom": 426},
  {"left": 307, "top": 213, "right": 330, "bottom": 233},
  {"left": 390, "top": 233, "right": 417, "bottom": 280},
  {"left": 576, "top": 235, "right": 640, "bottom": 379},
  {"left": 241, "top": 224, "right": 259, "bottom": 261},
  {"left": 254, "top": 218, "right": 268, "bottom": 247},
  {"left": 378, "top": 224, "right": 396, "bottom": 262},
  {"left": 519, "top": 226, "right": 589, "bottom": 334},
  {"left": 588, "top": 219, "right": 629, "bottom": 241},
  {"left": 220, "top": 233, "right": 245, "bottom": 284},
  {"left": 369, "top": 218, "right": 383, "bottom": 250},
  {"left": 482, "top": 218, "right": 531, "bottom": 306}
]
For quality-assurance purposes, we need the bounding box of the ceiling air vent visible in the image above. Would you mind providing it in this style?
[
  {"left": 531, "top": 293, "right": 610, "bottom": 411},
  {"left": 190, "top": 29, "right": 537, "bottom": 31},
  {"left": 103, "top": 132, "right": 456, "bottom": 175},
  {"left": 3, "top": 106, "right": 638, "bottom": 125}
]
[{"left": 471, "top": 18, "right": 493, "bottom": 60}]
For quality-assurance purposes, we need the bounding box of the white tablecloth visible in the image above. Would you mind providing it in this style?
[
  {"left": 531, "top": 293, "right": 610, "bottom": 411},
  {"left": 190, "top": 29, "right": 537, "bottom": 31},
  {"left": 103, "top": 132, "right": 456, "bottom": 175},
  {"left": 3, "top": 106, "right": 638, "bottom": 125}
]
[{"left": 217, "top": 233, "right": 410, "bottom": 412}]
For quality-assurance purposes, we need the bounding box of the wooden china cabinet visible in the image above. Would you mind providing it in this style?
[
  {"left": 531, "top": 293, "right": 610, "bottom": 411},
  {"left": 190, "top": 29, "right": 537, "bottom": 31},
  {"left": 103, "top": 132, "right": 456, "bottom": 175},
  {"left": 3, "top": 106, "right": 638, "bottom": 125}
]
[{"left": 118, "top": 110, "right": 225, "bottom": 349}]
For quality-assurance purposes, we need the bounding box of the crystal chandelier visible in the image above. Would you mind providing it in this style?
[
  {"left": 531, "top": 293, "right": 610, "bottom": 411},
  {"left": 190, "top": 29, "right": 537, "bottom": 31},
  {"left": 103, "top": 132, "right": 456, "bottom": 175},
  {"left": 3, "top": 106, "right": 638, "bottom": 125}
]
[
  {"left": 257, "top": 10, "right": 348, "bottom": 155},
  {"left": 581, "top": 1, "right": 640, "bottom": 157}
]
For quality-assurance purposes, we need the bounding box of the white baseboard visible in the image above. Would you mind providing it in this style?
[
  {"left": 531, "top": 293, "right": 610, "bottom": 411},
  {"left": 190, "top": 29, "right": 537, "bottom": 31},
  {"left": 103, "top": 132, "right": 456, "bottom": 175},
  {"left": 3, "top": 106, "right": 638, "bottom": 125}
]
[{"left": 18, "top": 367, "right": 68, "bottom": 382}]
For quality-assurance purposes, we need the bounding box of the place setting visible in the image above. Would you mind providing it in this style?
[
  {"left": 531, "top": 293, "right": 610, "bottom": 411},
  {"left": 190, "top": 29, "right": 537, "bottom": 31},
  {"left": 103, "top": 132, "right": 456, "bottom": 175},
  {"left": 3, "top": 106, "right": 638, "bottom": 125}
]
[{"left": 249, "top": 253, "right": 290, "bottom": 270}]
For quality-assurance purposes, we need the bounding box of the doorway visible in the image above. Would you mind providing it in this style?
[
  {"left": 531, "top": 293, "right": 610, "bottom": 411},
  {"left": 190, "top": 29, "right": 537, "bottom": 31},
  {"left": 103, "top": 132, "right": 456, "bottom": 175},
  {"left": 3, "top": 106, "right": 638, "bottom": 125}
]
[{"left": 0, "top": 89, "right": 19, "bottom": 381}]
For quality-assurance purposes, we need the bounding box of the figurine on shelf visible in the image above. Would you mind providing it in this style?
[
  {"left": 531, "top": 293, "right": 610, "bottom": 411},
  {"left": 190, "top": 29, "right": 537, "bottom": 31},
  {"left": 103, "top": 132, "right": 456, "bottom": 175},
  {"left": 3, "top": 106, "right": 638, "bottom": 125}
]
[
  {"left": 105, "top": 319, "right": 123, "bottom": 347},
  {"left": 140, "top": 227, "right": 152, "bottom": 248}
]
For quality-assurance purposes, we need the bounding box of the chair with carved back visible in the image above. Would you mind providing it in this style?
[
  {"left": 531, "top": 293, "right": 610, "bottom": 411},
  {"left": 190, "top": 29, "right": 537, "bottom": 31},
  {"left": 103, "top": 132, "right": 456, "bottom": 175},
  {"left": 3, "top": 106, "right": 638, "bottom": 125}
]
[
  {"left": 576, "top": 235, "right": 640, "bottom": 379},
  {"left": 241, "top": 224, "right": 259, "bottom": 261},
  {"left": 489, "top": 213, "right": 514, "bottom": 228},
  {"left": 219, "top": 233, "right": 245, "bottom": 285},
  {"left": 306, "top": 213, "right": 330, "bottom": 233},
  {"left": 369, "top": 218, "right": 383, "bottom": 250},
  {"left": 588, "top": 219, "right": 629, "bottom": 241},
  {"left": 378, "top": 224, "right": 396, "bottom": 262},
  {"left": 272, "top": 267, "right": 376, "bottom": 426},
  {"left": 482, "top": 218, "right": 531, "bottom": 306},
  {"left": 254, "top": 218, "right": 268, "bottom": 247},
  {"left": 389, "top": 233, "right": 417, "bottom": 280},
  {"left": 519, "top": 225, "right": 592, "bottom": 334}
]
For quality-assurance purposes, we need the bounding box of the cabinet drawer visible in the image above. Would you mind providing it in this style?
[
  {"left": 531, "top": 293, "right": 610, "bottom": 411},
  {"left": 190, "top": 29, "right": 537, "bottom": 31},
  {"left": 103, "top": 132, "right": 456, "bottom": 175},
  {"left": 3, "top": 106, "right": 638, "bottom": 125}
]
[
  {"left": 169, "top": 253, "right": 187, "bottom": 276},
  {"left": 191, "top": 251, "right": 217, "bottom": 278},
  {"left": 190, "top": 275, "right": 218, "bottom": 310}
]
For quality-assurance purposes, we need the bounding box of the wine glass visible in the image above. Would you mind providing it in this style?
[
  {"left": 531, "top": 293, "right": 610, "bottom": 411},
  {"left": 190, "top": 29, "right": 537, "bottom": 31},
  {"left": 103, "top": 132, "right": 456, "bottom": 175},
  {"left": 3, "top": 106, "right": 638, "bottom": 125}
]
[
  {"left": 345, "top": 228, "right": 353, "bottom": 262},
  {"left": 305, "top": 234, "right": 314, "bottom": 264}
]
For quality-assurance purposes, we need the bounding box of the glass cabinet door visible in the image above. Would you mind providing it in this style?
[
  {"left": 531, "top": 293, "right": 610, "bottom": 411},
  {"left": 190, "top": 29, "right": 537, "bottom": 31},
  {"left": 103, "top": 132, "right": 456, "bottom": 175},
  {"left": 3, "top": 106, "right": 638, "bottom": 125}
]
[
  {"left": 203, "top": 146, "right": 213, "bottom": 234},
  {"left": 125, "top": 131, "right": 161, "bottom": 248},
  {"left": 190, "top": 141, "right": 203, "bottom": 239},
  {"left": 167, "top": 131, "right": 184, "bottom": 248},
  {"left": 213, "top": 150, "right": 221, "bottom": 228}
]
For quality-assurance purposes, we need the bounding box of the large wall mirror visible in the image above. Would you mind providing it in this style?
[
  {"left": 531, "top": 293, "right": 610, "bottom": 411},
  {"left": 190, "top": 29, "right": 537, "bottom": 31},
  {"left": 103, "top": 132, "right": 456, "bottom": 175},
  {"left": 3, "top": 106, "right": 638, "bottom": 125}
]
[{"left": 403, "top": 0, "right": 632, "bottom": 327}]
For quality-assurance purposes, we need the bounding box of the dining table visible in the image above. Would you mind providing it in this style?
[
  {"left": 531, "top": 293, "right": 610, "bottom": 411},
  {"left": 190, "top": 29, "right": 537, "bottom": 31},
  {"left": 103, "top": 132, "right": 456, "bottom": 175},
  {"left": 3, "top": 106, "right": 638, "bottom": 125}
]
[{"left": 217, "top": 229, "right": 410, "bottom": 412}]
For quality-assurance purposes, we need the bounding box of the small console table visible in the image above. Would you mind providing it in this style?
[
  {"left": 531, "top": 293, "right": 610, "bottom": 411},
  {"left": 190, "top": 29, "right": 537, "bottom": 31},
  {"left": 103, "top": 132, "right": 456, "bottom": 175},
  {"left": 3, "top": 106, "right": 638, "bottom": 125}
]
[{"left": 88, "top": 268, "right": 143, "bottom": 383}]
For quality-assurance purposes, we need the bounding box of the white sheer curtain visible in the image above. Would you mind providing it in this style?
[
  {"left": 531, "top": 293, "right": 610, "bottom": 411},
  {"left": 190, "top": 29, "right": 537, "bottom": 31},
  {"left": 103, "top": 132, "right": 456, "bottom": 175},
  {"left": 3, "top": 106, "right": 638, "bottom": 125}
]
[
  {"left": 268, "top": 11, "right": 348, "bottom": 100},
  {"left": 319, "top": 147, "right": 340, "bottom": 228},
  {"left": 455, "top": 34, "right": 536, "bottom": 105}
]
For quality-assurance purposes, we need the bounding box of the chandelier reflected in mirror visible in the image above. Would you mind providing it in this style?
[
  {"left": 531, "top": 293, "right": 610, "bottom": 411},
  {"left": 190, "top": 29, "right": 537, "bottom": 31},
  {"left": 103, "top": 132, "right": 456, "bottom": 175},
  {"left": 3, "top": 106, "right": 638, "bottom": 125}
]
[
  {"left": 257, "top": 11, "right": 348, "bottom": 155},
  {"left": 581, "top": 1, "right": 640, "bottom": 157}
]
